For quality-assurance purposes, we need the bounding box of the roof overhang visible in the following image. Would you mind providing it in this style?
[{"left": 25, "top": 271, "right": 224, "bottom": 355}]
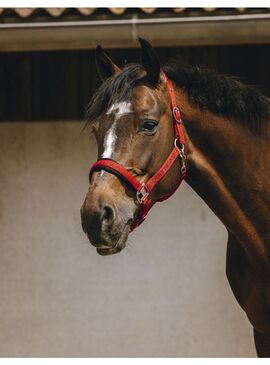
[{"left": 0, "top": 13, "right": 270, "bottom": 52}]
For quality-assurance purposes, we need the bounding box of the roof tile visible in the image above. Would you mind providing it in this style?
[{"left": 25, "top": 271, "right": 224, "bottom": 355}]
[
  {"left": 109, "top": 8, "right": 126, "bottom": 15},
  {"left": 0, "top": 7, "right": 267, "bottom": 19},
  {"left": 174, "top": 8, "right": 186, "bottom": 13},
  {"left": 77, "top": 8, "right": 96, "bottom": 16},
  {"left": 45, "top": 8, "right": 66, "bottom": 17},
  {"left": 14, "top": 8, "right": 35, "bottom": 17},
  {"left": 141, "top": 8, "right": 156, "bottom": 14}
]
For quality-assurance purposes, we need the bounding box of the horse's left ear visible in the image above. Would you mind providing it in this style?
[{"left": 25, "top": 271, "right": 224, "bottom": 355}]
[
  {"left": 95, "top": 45, "right": 121, "bottom": 80},
  {"left": 139, "top": 38, "right": 160, "bottom": 85}
]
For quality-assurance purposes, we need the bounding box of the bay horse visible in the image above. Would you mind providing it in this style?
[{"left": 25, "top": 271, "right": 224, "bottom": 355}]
[{"left": 80, "top": 38, "right": 270, "bottom": 357}]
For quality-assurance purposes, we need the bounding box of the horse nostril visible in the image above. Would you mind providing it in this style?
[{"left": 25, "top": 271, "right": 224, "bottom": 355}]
[{"left": 101, "top": 204, "right": 115, "bottom": 224}]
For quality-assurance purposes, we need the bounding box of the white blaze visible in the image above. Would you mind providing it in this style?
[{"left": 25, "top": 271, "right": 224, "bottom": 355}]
[
  {"left": 102, "top": 123, "right": 116, "bottom": 159},
  {"left": 106, "top": 101, "right": 132, "bottom": 118},
  {"left": 102, "top": 101, "right": 132, "bottom": 159}
]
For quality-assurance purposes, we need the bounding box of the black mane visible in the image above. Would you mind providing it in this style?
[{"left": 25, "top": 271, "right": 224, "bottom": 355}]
[
  {"left": 87, "top": 58, "right": 270, "bottom": 134},
  {"left": 163, "top": 58, "right": 270, "bottom": 133}
]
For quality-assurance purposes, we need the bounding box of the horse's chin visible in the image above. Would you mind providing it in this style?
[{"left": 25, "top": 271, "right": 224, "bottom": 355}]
[{"left": 96, "top": 222, "right": 131, "bottom": 256}]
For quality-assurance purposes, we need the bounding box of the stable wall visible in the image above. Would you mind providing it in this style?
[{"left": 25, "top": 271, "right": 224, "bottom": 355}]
[{"left": 0, "top": 121, "right": 255, "bottom": 357}]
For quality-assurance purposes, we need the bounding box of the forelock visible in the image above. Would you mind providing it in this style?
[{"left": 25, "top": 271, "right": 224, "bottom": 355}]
[{"left": 86, "top": 64, "right": 144, "bottom": 122}]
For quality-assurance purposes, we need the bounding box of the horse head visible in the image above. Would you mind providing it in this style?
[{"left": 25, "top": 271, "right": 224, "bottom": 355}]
[{"left": 81, "top": 38, "right": 185, "bottom": 255}]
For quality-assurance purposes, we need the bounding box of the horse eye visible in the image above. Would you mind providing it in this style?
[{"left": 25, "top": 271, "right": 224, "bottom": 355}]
[{"left": 142, "top": 120, "right": 157, "bottom": 132}]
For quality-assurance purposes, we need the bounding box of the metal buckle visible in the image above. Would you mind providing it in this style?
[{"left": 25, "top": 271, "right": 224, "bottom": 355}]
[{"left": 136, "top": 183, "right": 149, "bottom": 204}]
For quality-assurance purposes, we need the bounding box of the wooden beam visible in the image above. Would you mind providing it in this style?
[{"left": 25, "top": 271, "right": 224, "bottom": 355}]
[{"left": 0, "top": 14, "right": 270, "bottom": 52}]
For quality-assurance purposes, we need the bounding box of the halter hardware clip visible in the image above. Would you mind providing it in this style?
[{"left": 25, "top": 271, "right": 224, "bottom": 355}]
[
  {"left": 174, "top": 138, "right": 186, "bottom": 174},
  {"left": 136, "top": 183, "right": 149, "bottom": 204}
]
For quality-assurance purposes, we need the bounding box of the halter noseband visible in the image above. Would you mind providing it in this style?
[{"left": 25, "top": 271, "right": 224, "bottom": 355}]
[{"left": 89, "top": 75, "right": 186, "bottom": 230}]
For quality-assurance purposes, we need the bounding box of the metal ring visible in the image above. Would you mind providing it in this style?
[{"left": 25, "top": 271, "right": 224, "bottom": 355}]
[
  {"left": 174, "top": 138, "right": 186, "bottom": 164},
  {"left": 173, "top": 106, "right": 181, "bottom": 123},
  {"left": 174, "top": 138, "right": 182, "bottom": 155}
]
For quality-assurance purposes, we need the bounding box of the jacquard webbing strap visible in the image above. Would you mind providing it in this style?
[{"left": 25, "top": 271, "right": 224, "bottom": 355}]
[
  {"left": 90, "top": 159, "right": 142, "bottom": 192},
  {"left": 143, "top": 148, "right": 180, "bottom": 193}
]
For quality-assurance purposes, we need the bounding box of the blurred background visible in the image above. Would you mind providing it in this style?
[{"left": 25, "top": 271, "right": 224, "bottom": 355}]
[{"left": 1, "top": 7, "right": 270, "bottom": 357}]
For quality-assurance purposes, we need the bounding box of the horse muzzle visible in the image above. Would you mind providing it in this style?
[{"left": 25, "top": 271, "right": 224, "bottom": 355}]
[{"left": 80, "top": 189, "right": 134, "bottom": 255}]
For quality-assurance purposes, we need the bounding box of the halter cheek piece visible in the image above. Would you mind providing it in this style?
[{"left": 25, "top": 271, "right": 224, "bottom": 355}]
[{"left": 89, "top": 75, "right": 186, "bottom": 230}]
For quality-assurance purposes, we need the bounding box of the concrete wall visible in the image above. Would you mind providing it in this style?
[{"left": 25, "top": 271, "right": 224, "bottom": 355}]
[{"left": 0, "top": 121, "right": 255, "bottom": 357}]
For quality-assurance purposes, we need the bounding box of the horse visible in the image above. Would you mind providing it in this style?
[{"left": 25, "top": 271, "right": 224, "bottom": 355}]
[{"left": 80, "top": 38, "right": 270, "bottom": 357}]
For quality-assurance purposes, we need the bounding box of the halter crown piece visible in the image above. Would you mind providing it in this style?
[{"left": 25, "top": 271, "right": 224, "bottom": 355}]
[{"left": 89, "top": 74, "right": 186, "bottom": 230}]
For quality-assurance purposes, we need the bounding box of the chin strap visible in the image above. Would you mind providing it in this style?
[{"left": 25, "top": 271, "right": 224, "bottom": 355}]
[{"left": 89, "top": 74, "right": 186, "bottom": 230}]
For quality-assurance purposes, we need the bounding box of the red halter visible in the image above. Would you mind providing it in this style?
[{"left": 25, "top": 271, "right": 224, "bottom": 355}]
[{"left": 89, "top": 75, "right": 186, "bottom": 230}]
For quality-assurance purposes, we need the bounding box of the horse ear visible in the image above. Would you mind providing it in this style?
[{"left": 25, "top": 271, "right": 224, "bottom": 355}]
[
  {"left": 95, "top": 45, "right": 120, "bottom": 80},
  {"left": 139, "top": 38, "right": 160, "bottom": 85}
]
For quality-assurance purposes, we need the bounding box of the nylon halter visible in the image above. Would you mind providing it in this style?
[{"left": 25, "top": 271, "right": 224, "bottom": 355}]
[{"left": 89, "top": 75, "right": 186, "bottom": 230}]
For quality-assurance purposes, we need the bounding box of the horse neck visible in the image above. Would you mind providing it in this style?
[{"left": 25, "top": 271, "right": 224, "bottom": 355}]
[{"left": 177, "top": 89, "right": 270, "bottom": 269}]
